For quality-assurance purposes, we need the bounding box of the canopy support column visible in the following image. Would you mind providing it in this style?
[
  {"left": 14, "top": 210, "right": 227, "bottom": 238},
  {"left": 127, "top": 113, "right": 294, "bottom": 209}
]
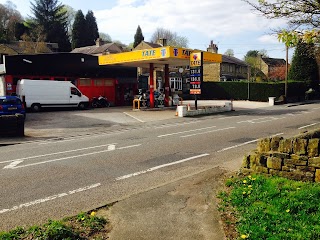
[
  {"left": 164, "top": 64, "right": 170, "bottom": 107},
  {"left": 149, "top": 63, "right": 154, "bottom": 108}
]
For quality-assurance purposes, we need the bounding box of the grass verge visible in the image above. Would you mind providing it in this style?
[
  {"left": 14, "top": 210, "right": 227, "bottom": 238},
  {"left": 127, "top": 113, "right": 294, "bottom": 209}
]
[
  {"left": 217, "top": 173, "right": 320, "bottom": 240},
  {"left": 0, "top": 211, "right": 110, "bottom": 239}
]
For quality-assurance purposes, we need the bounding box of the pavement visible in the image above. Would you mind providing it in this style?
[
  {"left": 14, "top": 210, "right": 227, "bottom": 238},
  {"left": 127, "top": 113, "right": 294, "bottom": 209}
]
[{"left": 0, "top": 100, "right": 311, "bottom": 239}]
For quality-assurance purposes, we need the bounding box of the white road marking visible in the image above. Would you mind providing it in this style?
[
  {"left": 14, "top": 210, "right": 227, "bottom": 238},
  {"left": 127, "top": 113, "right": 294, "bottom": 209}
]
[
  {"left": 298, "top": 123, "right": 319, "bottom": 130},
  {"left": 0, "top": 183, "right": 101, "bottom": 214},
  {"left": 181, "top": 127, "right": 236, "bottom": 138},
  {"left": 116, "top": 153, "right": 210, "bottom": 181},
  {"left": 3, "top": 160, "right": 24, "bottom": 169},
  {"left": 218, "top": 115, "right": 241, "bottom": 120},
  {"left": 154, "top": 121, "right": 201, "bottom": 129},
  {"left": 6, "top": 144, "right": 141, "bottom": 169},
  {"left": 1, "top": 143, "right": 117, "bottom": 167},
  {"left": 123, "top": 112, "right": 145, "bottom": 123},
  {"left": 157, "top": 126, "right": 217, "bottom": 138},
  {"left": 217, "top": 132, "right": 284, "bottom": 152},
  {"left": 237, "top": 117, "right": 272, "bottom": 123},
  {"left": 313, "top": 107, "right": 320, "bottom": 110}
]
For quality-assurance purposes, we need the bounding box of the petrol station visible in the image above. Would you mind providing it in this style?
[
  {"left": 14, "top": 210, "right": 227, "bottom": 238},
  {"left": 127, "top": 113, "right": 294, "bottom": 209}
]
[{"left": 99, "top": 46, "right": 222, "bottom": 108}]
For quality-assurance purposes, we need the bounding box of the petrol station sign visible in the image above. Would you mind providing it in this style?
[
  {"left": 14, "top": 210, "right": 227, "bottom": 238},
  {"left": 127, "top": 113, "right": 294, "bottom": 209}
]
[{"left": 189, "top": 52, "right": 203, "bottom": 95}]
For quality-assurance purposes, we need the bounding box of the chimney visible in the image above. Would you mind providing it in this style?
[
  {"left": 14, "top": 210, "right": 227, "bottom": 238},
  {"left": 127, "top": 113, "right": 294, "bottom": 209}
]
[
  {"left": 207, "top": 40, "right": 218, "bottom": 53},
  {"left": 96, "top": 38, "right": 104, "bottom": 47},
  {"left": 157, "top": 38, "right": 167, "bottom": 46}
]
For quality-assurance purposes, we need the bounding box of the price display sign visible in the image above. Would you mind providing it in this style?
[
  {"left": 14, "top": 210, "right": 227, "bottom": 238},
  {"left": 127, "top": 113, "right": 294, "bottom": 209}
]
[{"left": 189, "top": 52, "right": 203, "bottom": 95}]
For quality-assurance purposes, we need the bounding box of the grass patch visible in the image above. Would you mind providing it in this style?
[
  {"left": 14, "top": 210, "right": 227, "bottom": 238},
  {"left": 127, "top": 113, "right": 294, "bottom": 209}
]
[
  {"left": 0, "top": 211, "right": 109, "bottom": 239},
  {"left": 218, "top": 174, "right": 320, "bottom": 239}
]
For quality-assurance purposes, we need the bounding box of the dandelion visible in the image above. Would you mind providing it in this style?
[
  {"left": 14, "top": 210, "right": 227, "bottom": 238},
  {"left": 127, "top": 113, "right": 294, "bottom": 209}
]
[
  {"left": 247, "top": 191, "right": 251, "bottom": 194},
  {"left": 90, "top": 211, "right": 96, "bottom": 216},
  {"left": 81, "top": 217, "right": 85, "bottom": 221},
  {"left": 243, "top": 180, "right": 247, "bottom": 184},
  {"left": 241, "top": 234, "right": 248, "bottom": 239},
  {"left": 248, "top": 175, "right": 252, "bottom": 179},
  {"left": 248, "top": 185, "right": 252, "bottom": 188},
  {"left": 286, "top": 209, "right": 290, "bottom": 213},
  {"left": 243, "top": 191, "right": 246, "bottom": 195}
]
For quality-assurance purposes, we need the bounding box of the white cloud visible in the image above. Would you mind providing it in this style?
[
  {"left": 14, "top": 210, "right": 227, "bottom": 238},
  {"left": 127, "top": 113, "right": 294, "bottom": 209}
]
[
  {"left": 95, "top": 0, "right": 288, "bottom": 46},
  {"left": 258, "top": 34, "right": 280, "bottom": 44}
]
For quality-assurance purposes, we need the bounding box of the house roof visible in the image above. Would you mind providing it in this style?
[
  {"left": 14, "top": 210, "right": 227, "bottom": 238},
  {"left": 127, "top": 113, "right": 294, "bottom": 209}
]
[
  {"left": 222, "top": 55, "right": 248, "bottom": 66},
  {"left": 71, "top": 43, "right": 122, "bottom": 55},
  {"left": 262, "top": 57, "right": 286, "bottom": 66},
  {"left": 133, "top": 41, "right": 162, "bottom": 50}
]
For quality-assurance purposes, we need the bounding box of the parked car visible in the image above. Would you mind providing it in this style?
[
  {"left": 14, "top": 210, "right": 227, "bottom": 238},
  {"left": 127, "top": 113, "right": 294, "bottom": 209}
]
[{"left": 0, "top": 96, "right": 26, "bottom": 117}]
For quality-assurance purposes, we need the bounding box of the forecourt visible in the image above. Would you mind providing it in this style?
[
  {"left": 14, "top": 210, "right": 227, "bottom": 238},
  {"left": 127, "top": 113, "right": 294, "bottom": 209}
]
[{"left": 99, "top": 46, "right": 222, "bottom": 108}]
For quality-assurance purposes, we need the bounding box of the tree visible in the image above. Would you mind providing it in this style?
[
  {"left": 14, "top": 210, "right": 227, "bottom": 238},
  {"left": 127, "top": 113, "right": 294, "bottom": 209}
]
[
  {"left": 150, "top": 27, "right": 188, "bottom": 48},
  {"left": 244, "top": 50, "right": 268, "bottom": 81},
  {"left": 99, "top": 32, "right": 112, "bottom": 43},
  {"left": 243, "top": 0, "right": 320, "bottom": 46},
  {"left": 31, "top": 0, "right": 71, "bottom": 51},
  {"left": 288, "top": 41, "right": 319, "bottom": 88},
  {"left": 85, "top": 10, "right": 99, "bottom": 46},
  {"left": 224, "top": 49, "right": 234, "bottom": 57},
  {"left": 133, "top": 25, "right": 144, "bottom": 48},
  {"left": 71, "top": 10, "right": 87, "bottom": 49},
  {"left": 0, "top": 1, "right": 22, "bottom": 43},
  {"left": 62, "top": 5, "right": 76, "bottom": 39}
]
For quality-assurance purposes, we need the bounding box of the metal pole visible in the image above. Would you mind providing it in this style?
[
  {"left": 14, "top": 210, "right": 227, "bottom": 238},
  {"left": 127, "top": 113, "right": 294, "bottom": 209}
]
[{"left": 285, "top": 45, "right": 289, "bottom": 99}]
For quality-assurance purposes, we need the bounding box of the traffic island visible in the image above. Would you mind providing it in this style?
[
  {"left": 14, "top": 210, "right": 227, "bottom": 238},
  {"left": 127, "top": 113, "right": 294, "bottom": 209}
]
[{"left": 176, "top": 101, "right": 233, "bottom": 117}]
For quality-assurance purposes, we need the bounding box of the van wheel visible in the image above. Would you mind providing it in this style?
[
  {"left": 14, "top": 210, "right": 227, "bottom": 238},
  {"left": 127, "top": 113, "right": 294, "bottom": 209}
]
[
  {"left": 31, "top": 103, "right": 41, "bottom": 112},
  {"left": 78, "top": 102, "right": 86, "bottom": 110}
]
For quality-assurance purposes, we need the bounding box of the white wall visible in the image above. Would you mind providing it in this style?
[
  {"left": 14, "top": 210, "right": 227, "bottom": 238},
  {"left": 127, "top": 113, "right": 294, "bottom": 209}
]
[{"left": 0, "top": 76, "right": 5, "bottom": 96}]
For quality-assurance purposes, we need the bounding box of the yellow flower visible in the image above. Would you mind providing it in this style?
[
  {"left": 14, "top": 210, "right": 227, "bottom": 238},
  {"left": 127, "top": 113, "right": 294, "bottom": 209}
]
[
  {"left": 241, "top": 234, "right": 248, "bottom": 239},
  {"left": 243, "top": 191, "right": 246, "bottom": 195},
  {"left": 90, "top": 211, "right": 96, "bottom": 216},
  {"left": 243, "top": 180, "right": 247, "bottom": 184},
  {"left": 247, "top": 191, "right": 251, "bottom": 194},
  {"left": 248, "top": 175, "right": 252, "bottom": 179},
  {"left": 248, "top": 185, "right": 252, "bottom": 188},
  {"left": 286, "top": 209, "right": 290, "bottom": 213},
  {"left": 252, "top": 178, "right": 256, "bottom": 180},
  {"left": 81, "top": 217, "right": 85, "bottom": 221}
]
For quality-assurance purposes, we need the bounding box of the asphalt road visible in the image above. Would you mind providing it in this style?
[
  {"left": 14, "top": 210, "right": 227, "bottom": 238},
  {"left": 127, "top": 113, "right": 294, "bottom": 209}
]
[{"left": 1, "top": 102, "right": 320, "bottom": 231}]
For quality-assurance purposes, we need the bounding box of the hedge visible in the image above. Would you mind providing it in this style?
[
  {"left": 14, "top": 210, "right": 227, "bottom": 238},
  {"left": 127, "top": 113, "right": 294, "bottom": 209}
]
[{"left": 197, "top": 81, "right": 308, "bottom": 102}]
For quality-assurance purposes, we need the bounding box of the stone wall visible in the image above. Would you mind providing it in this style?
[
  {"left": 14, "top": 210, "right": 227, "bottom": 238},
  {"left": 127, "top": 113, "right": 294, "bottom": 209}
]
[{"left": 242, "top": 130, "right": 320, "bottom": 182}]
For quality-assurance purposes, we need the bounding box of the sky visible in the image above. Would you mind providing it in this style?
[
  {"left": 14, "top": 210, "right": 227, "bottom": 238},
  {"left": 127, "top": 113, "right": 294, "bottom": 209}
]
[{"left": 0, "top": 0, "right": 294, "bottom": 61}]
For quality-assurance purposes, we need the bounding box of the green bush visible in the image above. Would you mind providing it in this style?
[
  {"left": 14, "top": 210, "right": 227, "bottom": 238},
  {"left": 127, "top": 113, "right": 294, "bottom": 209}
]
[{"left": 200, "top": 81, "right": 307, "bottom": 102}]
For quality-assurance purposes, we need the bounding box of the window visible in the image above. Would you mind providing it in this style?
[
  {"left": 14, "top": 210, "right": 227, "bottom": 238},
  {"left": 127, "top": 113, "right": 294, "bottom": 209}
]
[
  {"left": 169, "top": 77, "right": 182, "bottom": 91},
  {"left": 79, "top": 78, "right": 91, "bottom": 86},
  {"left": 71, "top": 87, "right": 80, "bottom": 96}
]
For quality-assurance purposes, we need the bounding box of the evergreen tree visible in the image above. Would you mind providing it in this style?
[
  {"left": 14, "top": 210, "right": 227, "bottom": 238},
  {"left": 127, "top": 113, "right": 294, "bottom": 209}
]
[
  {"left": 31, "top": 0, "right": 71, "bottom": 51},
  {"left": 288, "top": 41, "right": 319, "bottom": 88},
  {"left": 71, "top": 10, "right": 87, "bottom": 49},
  {"left": 133, "top": 25, "right": 144, "bottom": 48},
  {"left": 85, "top": 10, "right": 99, "bottom": 46}
]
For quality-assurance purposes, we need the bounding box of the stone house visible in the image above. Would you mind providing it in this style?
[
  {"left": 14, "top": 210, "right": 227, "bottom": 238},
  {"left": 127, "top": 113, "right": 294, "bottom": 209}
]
[
  {"left": 204, "top": 41, "right": 248, "bottom": 82},
  {"left": 260, "top": 57, "right": 287, "bottom": 81}
]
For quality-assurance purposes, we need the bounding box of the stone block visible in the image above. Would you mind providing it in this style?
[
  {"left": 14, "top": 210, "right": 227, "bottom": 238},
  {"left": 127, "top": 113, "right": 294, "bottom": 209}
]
[
  {"left": 282, "top": 165, "right": 295, "bottom": 172},
  {"left": 255, "top": 166, "right": 269, "bottom": 173},
  {"left": 255, "top": 154, "right": 267, "bottom": 167},
  {"left": 279, "top": 139, "right": 292, "bottom": 153},
  {"left": 291, "top": 154, "right": 308, "bottom": 161},
  {"left": 308, "top": 139, "right": 320, "bottom": 157},
  {"left": 242, "top": 155, "right": 250, "bottom": 169},
  {"left": 284, "top": 158, "right": 307, "bottom": 167},
  {"left": 269, "top": 169, "right": 280, "bottom": 176},
  {"left": 296, "top": 166, "right": 316, "bottom": 172},
  {"left": 315, "top": 169, "right": 320, "bottom": 182},
  {"left": 308, "top": 157, "right": 320, "bottom": 168},
  {"left": 271, "top": 152, "right": 290, "bottom": 159},
  {"left": 280, "top": 170, "right": 305, "bottom": 181},
  {"left": 258, "top": 138, "right": 271, "bottom": 153},
  {"left": 292, "top": 138, "right": 307, "bottom": 155},
  {"left": 267, "top": 157, "right": 282, "bottom": 170},
  {"left": 271, "top": 137, "right": 282, "bottom": 151}
]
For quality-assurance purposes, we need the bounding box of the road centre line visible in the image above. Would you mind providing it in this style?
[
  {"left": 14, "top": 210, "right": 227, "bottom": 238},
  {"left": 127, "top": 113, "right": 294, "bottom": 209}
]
[
  {"left": 218, "top": 115, "right": 242, "bottom": 120},
  {"left": 0, "top": 183, "right": 101, "bottom": 214},
  {"left": 115, "top": 153, "right": 210, "bottom": 181},
  {"left": 298, "top": 123, "right": 319, "bottom": 129},
  {"left": 217, "top": 132, "right": 284, "bottom": 152},
  {"left": 5, "top": 144, "right": 141, "bottom": 169},
  {"left": 157, "top": 126, "right": 217, "bottom": 138},
  {"left": 0, "top": 143, "right": 117, "bottom": 164},
  {"left": 180, "top": 127, "right": 236, "bottom": 138},
  {"left": 237, "top": 117, "right": 274, "bottom": 123}
]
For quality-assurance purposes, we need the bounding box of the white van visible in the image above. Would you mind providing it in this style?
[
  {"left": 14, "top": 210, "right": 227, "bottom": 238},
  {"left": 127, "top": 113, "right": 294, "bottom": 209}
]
[{"left": 16, "top": 79, "right": 89, "bottom": 112}]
